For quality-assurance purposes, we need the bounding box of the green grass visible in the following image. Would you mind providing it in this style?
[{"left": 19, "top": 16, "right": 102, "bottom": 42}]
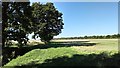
[
  {"left": 73, "top": 39, "right": 118, "bottom": 52},
  {"left": 4, "top": 47, "right": 78, "bottom": 67},
  {"left": 3, "top": 39, "right": 119, "bottom": 67}
]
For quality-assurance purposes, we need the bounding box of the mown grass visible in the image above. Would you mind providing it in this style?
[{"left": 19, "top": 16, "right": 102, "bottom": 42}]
[
  {"left": 3, "top": 39, "right": 119, "bottom": 67},
  {"left": 73, "top": 39, "right": 118, "bottom": 52}
]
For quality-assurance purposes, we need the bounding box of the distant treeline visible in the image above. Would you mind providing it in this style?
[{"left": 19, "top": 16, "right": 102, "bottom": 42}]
[{"left": 54, "top": 34, "right": 120, "bottom": 40}]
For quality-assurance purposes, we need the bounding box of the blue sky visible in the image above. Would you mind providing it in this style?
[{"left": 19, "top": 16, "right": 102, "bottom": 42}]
[{"left": 29, "top": 2, "right": 118, "bottom": 39}]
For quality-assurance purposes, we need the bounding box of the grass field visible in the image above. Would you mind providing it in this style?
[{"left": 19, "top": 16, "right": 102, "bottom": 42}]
[{"left": 3, "top": 39, "right": 120, "bottom": 67}]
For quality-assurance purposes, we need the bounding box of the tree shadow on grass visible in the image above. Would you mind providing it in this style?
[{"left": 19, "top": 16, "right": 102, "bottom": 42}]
[
  {"left": 30, "top": 41, "right": 97, "bottom": 49},
  {"left": 2, "top": 41, "right": 97, "bottom": 66},
  {"left": 14, "top": 52, "right": 120, "bottom": 68}
]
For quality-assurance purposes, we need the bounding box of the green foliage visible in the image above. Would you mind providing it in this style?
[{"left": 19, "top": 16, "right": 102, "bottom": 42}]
[
  {"left": 31, "top": 2, "right": 64, "bottom": 43},
  {"left": 2, "top": 2, "right": 64, "bottom": 47},
  {"left": 54, "top": 34, "right": 120, "bottom": 40},
  {"left": 2, "top": 2, "right": 32, "bottom": 47}
]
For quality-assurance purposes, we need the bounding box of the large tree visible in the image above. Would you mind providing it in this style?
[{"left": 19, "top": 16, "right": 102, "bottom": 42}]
[
  {"left": 31, "top": 2, "right": 64, "bottom": 44},
  {"left": 2, "top": 2, "right": 64, "bottom": 47},
  {"left": 2, "top": 2, "right": 32, "bottom": 47}
]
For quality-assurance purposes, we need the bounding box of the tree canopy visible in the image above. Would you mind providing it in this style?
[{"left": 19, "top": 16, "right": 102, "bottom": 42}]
[
  {"left": 31, "top": 2, "right": 64, "bottom": 43},
  {"left": 2, "top": 2, "right": 32, "bottom": 47},
  {"left": 54, "top": 34, "right": 120, "bottom": 40},
  {"left": 2, "top": 2, "right": 64, "bottom": 47}
]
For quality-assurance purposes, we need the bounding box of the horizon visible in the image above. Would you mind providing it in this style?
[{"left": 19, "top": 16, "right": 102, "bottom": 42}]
[
  {"left": 28, "top": 2, "right": 118, "bottom": 39},
  {"left": 56, "top": 33, "right": 119, "bottom": 38}
]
